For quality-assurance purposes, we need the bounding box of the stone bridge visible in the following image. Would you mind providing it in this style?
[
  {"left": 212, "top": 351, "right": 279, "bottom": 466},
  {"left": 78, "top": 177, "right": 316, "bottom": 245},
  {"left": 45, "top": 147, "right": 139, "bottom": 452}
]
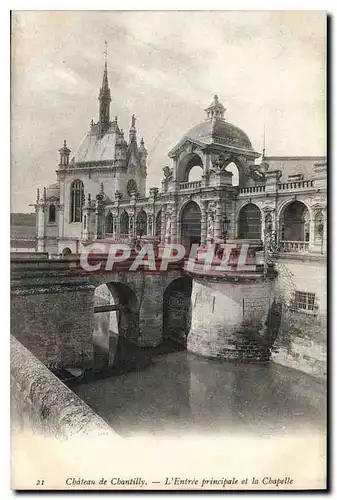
[{"left": 11, "top": 241, "right": 281, "bottom": 373}]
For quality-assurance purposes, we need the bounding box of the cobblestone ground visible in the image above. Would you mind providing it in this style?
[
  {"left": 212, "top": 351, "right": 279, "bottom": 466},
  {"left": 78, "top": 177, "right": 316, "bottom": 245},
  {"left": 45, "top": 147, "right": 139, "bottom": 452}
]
[{"left": 74, "top": 351, "right": 326, "bottom": 438}]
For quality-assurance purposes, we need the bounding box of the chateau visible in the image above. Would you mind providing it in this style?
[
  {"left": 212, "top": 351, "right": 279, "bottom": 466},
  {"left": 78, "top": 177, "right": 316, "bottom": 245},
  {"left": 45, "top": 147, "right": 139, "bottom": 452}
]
[{"left": 28, "top": 55, "right": 327, "bottom": 376}]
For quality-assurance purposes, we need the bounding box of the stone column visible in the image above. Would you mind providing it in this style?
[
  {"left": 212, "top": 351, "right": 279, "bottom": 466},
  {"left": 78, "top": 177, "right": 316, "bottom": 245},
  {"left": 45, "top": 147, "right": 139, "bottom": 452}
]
[
  {"left": 214, "top": 200, "right": 222, "bottom": 241},
  {"left": 161, "top": 205, "right": 167, "bottom": 244},
  {"left": 322, "top": 208, "right": 327, "bottom": 254},
  {"left": 227, "top": 198, "right": 236, "bottom": 240},
  {"left": 36, "top": 200, "right": 46, "bottom": 253},
  {"left": 309, "top": 217, "right": 316, "bottom": 251},
  {"left": 114, "top": 191, "right": 122, "bottom": 239},
  {"left": 200, "top": 200, "right": 207, "bottom": 246},
  {"left": 170, "top": 203, "right": 178, "bottom": 244},
  {"left": 129, "top": 214, "right": 135, "bottom": 239},
  {"left": 147, "top": 214, "right": 153, "bottom": 237}
]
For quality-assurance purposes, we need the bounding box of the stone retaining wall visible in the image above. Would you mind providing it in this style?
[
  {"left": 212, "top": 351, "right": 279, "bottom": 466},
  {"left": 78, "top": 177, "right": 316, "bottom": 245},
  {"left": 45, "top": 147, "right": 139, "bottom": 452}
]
[
  {"left": 10, "top": 335, "right": 114, "bottom": 438},
  {"left": 271, "top": 336, "right": 327, "bottom": 380},
  {"left": 271, "top": 306, "right": 327, "bottom": 379}
]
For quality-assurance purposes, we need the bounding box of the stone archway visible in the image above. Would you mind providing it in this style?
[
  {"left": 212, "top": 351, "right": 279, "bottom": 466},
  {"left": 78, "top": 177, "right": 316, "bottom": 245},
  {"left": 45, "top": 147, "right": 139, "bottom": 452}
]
[
  {"left": 93, "top": 282, "right": 140, "bottom": 368},
  {"left": 180, "top": 201, "right": 202, "bottom": 249},
  {"left": 136, "top": 209, "right": 147, "bottom": 237},
  {"left": 224, "top": 162, "right": 240, "bottom": 186},
  {"left": 279, "top": 200, "right": 310, "bottom": 251},
  {"left": 238, "top": 203, "right": 262, "bottom": 239},
  {"left": 163, "top": 276, "right": 193, "bottom": 346},
  {"left": 176, "top": 152, "right": 203, "bottom": 183}
]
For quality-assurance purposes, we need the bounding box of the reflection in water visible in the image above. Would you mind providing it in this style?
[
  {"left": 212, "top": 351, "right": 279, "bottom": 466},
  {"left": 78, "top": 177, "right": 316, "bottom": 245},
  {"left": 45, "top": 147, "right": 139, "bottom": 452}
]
[{"left": 74, "top": 352, "right": 326, "bottom": 438}]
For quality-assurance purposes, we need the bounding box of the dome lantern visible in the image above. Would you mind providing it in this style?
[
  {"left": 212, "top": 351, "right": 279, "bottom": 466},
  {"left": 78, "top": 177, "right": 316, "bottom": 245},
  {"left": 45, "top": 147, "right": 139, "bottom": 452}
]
[{"left": 205, "top": 94, "right": 226, "bottom": 120}]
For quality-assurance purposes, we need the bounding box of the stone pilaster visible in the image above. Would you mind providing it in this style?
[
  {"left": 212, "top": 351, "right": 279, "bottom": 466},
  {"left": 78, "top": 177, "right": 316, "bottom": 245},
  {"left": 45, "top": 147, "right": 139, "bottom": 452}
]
[
  {"left": 114, "top": 191, "right": 121, "bottom": 239},
  {"left": 161, "top": 205, "right": 167, "bottom": 244},
  {"left": 147, "top": 214, "right": 153, "bottom": 237},
  {"left": 200, "top": 200, "right": 207, "bottom": 246},
  {"left": 36, "top": 199, "right": 46, "bottom": 252},
  {"left": 265, "top": 169, "right": 282, "bottom": 194},
  {"left": 129, "top": 214, "right": 135, "bottom": 239},
  {"left": 170, "top": 203, "right": 178, "bottom": 244},
  {"left": 214, "top": 200, "right": 222, "bottom": 241}
]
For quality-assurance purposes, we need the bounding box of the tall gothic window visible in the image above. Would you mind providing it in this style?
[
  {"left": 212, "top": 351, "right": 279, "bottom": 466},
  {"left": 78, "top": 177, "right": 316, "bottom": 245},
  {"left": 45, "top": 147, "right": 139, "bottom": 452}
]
[
  {"left": 120, "top": 211, "right": 129, "bottom": 235},
  {"left": 70, "top": 180, "right": 84, "bottom": 223},
  {"left": 136, "top": 210, "right": 147, "bottom": 237},
  {"left": 106, "top": 211, "right": 113, "bottom": 233},
  {"left": 49, "top": 204, "right": 56, "bottom": 223}
]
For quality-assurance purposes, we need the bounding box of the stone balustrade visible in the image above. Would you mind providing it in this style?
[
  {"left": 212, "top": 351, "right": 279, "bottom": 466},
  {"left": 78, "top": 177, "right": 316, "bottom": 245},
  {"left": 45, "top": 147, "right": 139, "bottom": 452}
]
[
  {"left": 238, "top": 179, "right": 314, "bottom": 196},
  {"left": 279, "top": 240, "right": 309, "bottom": 253},
  {"left": 239, "top": 185, "right": 265, "bottom": 194},
  {"left": 179, "top": 181, "right": 202, "bottom": 190},
  {"left": 278, "top": 180, "right": 314, "bottom": 190}
]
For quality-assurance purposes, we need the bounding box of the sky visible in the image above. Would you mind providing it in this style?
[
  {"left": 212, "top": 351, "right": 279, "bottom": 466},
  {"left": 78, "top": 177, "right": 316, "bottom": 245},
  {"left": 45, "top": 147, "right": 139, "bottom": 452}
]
[{"left": 11, "top": 10, "right": 326, "bottom": 213}]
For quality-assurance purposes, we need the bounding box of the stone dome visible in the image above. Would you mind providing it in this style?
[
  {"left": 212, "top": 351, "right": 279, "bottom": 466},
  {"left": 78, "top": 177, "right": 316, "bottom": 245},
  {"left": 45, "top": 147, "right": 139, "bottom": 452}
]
[
  {"left": 185, "top": 118, "right": 254, "bottom": 152},
  {"left": 168, "top": 96, "right": 259, "bottom": 158}
]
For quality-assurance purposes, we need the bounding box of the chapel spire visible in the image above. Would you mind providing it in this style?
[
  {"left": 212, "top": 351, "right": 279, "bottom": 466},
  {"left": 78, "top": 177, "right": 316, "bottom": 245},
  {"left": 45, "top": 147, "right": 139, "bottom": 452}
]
[{"left": 98, "top": 41, "right": 111, "bottom": 136}]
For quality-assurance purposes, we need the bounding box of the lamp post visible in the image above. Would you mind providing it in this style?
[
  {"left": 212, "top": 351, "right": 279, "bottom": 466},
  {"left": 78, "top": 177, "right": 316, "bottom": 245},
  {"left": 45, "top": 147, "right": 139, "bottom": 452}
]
[{"left": 223, "top": 215, "right": 231, "bottom": 241}]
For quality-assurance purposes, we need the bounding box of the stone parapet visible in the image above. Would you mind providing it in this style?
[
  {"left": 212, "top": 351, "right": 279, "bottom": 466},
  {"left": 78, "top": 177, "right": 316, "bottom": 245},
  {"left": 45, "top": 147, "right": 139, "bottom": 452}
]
[{"left": 10, "top": 335, "right": 114, "bottom": 438}]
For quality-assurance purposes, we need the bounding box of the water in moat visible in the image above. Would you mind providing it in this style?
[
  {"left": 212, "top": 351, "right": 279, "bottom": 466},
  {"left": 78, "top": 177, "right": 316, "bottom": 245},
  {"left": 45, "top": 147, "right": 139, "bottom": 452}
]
[{"left": 73, "top": 351, "right": 326, "bottom": 438}]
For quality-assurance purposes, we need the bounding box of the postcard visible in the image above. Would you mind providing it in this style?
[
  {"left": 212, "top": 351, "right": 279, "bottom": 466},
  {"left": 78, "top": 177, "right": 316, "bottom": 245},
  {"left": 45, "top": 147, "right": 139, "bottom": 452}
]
[{"left": 10, "top": 10, "right": 327, "bottom": 491}]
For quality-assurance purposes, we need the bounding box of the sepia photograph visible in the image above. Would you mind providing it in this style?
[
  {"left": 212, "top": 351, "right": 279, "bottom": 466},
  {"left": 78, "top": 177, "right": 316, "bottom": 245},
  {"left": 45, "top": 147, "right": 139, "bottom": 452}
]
[{"left": 10, "top": 9, "right": 327, "bottom": 490}]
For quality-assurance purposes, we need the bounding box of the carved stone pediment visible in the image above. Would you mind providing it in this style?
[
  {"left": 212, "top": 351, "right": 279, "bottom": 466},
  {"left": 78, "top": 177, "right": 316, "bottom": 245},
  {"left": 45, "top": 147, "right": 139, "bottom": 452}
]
[{"left": 171, "top": 138, "right": 203, "bottom": 159}]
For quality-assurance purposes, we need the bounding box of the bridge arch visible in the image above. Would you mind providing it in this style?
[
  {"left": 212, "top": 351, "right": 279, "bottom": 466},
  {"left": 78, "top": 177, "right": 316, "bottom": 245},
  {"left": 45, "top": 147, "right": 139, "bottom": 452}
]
[
  {"left": 93, "top": 281, "right": 140, "bottom": 368},
  {"left": 163, "top": 276, "right": 192, "bottom": 346}
]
